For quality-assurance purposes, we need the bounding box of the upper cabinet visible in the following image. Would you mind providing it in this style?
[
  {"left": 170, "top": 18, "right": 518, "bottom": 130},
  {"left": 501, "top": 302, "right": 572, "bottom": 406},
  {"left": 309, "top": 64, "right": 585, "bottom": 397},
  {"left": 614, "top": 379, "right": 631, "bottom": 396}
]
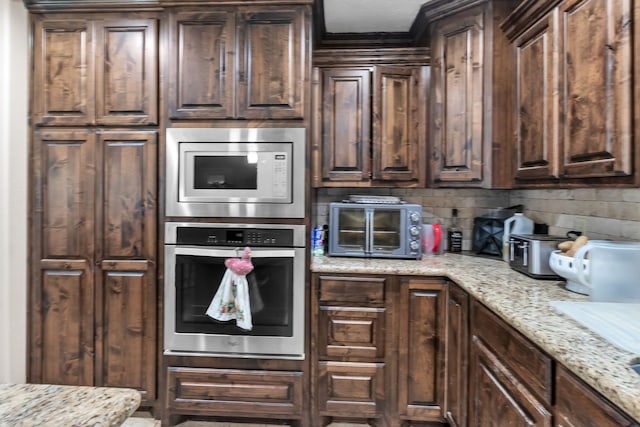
[
  {"left": 427, "top": 1, "right": 517, "bottom": 188},
  {"left": 312, "top": 49, "right": 429, "bottom": 187},
  {"left": 503, "top": 0, "right": 639, "bottom": 186},
  {"left": 33, "top": 15, "right": 158, "bottom": 126},
  {"left": 168, "top": 5, "right": 310, "bottom": 120}
]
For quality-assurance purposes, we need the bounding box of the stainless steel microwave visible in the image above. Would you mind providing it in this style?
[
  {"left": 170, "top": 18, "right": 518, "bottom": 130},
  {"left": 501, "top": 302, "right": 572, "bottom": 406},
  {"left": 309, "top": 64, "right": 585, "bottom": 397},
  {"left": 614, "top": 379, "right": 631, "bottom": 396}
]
[
  {"left": 328, "top": 202, "right": 423, "bottom": 259},
  {"left": 166, "top": 128, "right": 306, "bottom": 218}
]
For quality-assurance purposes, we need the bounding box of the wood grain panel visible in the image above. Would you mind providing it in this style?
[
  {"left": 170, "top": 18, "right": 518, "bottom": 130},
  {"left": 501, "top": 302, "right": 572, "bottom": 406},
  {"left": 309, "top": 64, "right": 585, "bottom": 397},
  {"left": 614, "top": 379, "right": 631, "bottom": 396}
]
[
  {"left": 167, "top": 367, "right": 303, "bottom": 416},
  {"left": 169, "top": 10, "right": 235, "bottom": 118},
  {"left": 33, "top": 19, "right": 93, "bottom": 125},
  {"left": 95, "top": 262, "right": 155, "bottom": 401},
  {"left": 514, "top": 13, "right": 560, "bottom": 181},
  {"left": 469, "top": 336, "right": 552, "bottom": 426},
  {"left": 97, "top": 131, "right": 157, "bottom": 260},
  {"left": 236, "top": 7, "right": 305, "bottom": 119},
  {"left": 36, "top": 130, "right": 95, "bottom": 259},
  {"left": 445, "top": 283, "right": 469, "bottom": 427},
  {"left": 471, "top": 300, "right": 553, "bottom": 404},
  {"left": 431, "top": 9, "right": 484, "bottom": 183},
  {"left": 95, "top": 19, "right": 158, "bottom": 125},
  {"left": 560, "top": 0, "right": 632, "bottom": 178},
  {"left": 554, "top": 365, "right": 636, "bottom": 426},
  {"left": 372, "top": 66, "right": 422, "bottom": 182},
  {"left": 318, "top": 275, "right": 385, "bottom": 305},
  {"left": 317, "top": 361, "right": 384, "bottom": 417},
  {"left": 318, "top": 306, "right": 385, "bottom": 359},
  {"left": 397, "top": 279, "right": 446, "bottom": 420},
  {"left": 40, "top": 261, "right": 94, "bottom": 386},
  {"left": 320, "top": 68, "right": 371, "bottom": 182}
]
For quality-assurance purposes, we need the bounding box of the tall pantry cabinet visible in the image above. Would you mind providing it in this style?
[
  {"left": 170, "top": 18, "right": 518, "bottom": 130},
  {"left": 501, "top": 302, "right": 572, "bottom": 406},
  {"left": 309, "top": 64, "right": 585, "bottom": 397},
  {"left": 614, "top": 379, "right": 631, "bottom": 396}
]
[{"left": 28, "top": 12, "right": 158, "bottom": 404}]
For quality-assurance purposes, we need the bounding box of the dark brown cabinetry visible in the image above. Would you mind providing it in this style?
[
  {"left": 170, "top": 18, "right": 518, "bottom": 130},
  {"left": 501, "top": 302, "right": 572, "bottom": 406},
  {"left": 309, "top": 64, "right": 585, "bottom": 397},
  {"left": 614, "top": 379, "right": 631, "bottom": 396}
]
[
  {"left": 444, "top": 282, "right": 469, "bottom": 427},
  {"left": 30, "top": 130, "right": 157, "bottom": 402},
  {"left": 469, "top": 300, "right": 553, "bottom": 426},
  {"left": 554, "top": 365, "right": 637, "bottom": 426},
  {"left": 311, "top": 274, "right": 447, "bottom": 425},
  {"left": 168, "top": 5, "right": 309, "bottom": 120},
  {"left": 397, "top": 278, "right": 447, "bottom": 421},
  {"left": 312, "top": 49, "right": 428, "bottom": 187},
  {"left": 504, "top": 0, "right": 638, "bottom": 186},
  {"left": 33, "top": 15, "right": 158, "bottom": 126},
  {"left": 427, "top": 1, "right": 516, "bottom": 188}
]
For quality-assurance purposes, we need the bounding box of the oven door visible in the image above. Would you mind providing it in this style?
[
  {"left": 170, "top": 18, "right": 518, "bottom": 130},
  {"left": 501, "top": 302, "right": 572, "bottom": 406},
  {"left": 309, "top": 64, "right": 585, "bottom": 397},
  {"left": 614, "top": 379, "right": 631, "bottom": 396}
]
[{"left": 164, "top": 245, "right": 305, "bottom": 358}]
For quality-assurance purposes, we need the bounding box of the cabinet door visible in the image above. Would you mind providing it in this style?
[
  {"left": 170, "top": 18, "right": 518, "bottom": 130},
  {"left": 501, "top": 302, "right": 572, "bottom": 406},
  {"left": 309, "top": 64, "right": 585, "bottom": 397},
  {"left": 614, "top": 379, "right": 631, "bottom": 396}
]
[
  {"left": 554, "top": 365, "right": 636, "bottom": 426},
  {"left": 317, "top": 361, "right": 385, "bottom": 418},
  {"left": 319, "top": 68, "right": 372, "bottom": 183},
  {"left": 94, "top": 131, "right": 157, "bottom": 402},
  {"left": 431, "top": 8, "right": 484, "bottom": 184},
  {"left": 397, "top": 278, "right": 447, "bottom": 421},
  {"left": 445, "top": 283, "right": 469, "bottom": 427},
  {"left": 236, "top": 7, "right": 306, "bottom": 119},
  {"left": 469, "top": 335, "right": 553, "bottom": 426},
  {"left": 168, "top": 10, "right": 235, "bottom": 119},
  {"left": 30, "top": 130, "right": 96, "bottom": 385},
  {"left": 372, "top": 66, "right": 425, "bottom": 184},
  {"left": 558, "top": 0, "right": 633, "bottom": 179},
  {"left": 33, "top": 19, "right": 95, "bottom": 126},
  {"left": 469, "top": 301, "right": 553, "bottom": 426},
  {"left": 514, "top": 12, "right": 561, "bottom": 182},
  {"left": 95, "top": 19, "right": 158, "bottom": 125}
]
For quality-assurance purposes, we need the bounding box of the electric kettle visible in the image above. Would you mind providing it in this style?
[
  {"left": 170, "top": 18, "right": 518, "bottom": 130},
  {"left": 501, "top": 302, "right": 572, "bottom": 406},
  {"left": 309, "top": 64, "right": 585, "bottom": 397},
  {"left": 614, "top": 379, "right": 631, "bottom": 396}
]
[{"left": 574, "top": 241, "right": 640, "bottom": 302}]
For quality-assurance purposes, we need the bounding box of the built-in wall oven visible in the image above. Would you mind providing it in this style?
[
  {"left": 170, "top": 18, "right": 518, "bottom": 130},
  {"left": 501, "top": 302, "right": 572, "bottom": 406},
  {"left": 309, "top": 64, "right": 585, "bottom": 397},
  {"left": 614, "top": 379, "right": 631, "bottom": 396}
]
[{"left": 164, "top": 222, "right": 306, "bottom": 359}]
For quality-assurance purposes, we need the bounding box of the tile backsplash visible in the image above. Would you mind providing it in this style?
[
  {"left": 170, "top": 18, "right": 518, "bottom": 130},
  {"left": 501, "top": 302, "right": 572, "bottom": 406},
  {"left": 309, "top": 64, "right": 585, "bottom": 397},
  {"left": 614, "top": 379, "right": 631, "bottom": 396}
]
[{"left": 313, "top": 187, "right": 640, "bottom": 250}]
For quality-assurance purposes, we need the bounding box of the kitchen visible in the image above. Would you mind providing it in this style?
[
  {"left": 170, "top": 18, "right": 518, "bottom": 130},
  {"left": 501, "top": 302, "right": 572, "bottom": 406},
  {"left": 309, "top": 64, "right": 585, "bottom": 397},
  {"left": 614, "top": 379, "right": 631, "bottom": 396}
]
[{"left": 1, "top": 0, "right": 640, "bottom": 425}]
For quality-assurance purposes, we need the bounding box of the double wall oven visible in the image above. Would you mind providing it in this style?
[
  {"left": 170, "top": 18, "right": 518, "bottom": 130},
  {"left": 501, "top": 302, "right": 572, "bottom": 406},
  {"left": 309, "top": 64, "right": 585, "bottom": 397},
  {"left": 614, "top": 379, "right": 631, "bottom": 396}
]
[{"left": 163, "top": 128, "right": 307, "bottom": 359}]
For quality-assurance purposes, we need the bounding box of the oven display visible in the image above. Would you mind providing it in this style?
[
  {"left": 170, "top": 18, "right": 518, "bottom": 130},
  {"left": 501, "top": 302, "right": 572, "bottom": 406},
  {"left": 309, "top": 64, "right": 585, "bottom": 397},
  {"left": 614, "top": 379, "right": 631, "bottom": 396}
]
[{"left": 226, "top": 230, "right": 244, "bottom": 244}]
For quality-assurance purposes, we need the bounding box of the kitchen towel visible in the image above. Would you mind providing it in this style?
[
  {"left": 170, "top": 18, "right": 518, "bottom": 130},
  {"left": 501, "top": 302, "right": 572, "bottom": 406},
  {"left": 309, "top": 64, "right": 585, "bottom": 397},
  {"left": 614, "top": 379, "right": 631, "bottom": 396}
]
[{"left": 206, "top": 247, "right": 254, "bottom": 331}]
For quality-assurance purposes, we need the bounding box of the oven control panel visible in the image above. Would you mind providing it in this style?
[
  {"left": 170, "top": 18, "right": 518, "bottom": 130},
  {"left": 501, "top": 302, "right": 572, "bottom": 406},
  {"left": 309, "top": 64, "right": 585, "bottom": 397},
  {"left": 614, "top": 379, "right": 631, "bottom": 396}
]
[{"left": 176, "top": 226, "right": 294, "bottom": 247}]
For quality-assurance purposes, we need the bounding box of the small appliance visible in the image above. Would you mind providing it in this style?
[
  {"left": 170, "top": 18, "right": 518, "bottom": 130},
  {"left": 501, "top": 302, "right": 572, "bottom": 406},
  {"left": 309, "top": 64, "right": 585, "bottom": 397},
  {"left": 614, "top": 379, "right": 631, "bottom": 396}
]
[
  {"left": 472, "top": 205, "right": 524, "bottom": 256},
  {"left": 328, "top": 197, "right": 422, "bottom": 259},
  {"left": 508, "top": 234, "right": 565, "bottom": 278},
  {"left": 166, "top": 127, "right": 306, "bottom": 218}
]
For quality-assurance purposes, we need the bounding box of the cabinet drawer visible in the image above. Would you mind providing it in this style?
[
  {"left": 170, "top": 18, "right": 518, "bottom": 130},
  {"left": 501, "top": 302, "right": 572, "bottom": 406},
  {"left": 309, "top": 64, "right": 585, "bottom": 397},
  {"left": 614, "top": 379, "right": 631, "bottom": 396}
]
[
  {"left": 318, "top": 276, "right": 385, "bottom": 305},
  {"left": 555, "top": 365, "right": 635, "bottom": 426},
  {"left": 318, "top": 306, "right": 385, "bottom": 359},
  {"left": 471, "top": 301, "right": 553, "bottom": 404},
  {"left": 166, "top": 367, "right": 303, "bottom": 417},
  {"left": 317, "top": 361, "right": 385, "bottom": 417}
]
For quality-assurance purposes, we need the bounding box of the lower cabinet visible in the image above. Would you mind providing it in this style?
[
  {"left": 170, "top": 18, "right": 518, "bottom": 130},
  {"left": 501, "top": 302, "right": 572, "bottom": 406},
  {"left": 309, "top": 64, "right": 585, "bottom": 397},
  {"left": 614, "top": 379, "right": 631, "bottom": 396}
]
[
  {"left": 554, "top": 365, "right": 636, "bottom": 427},
  {"left": 162, "top": 356, "right": 306, "bottom": 426},
  {"left": 469, "top": 300, "right": 553, "bottom": 426},
  {"left": 312, "top": 274, "right": 448, "bottom": 426},
  {"left": 444, "top": 283, "right": 469, "bottom": 427}
]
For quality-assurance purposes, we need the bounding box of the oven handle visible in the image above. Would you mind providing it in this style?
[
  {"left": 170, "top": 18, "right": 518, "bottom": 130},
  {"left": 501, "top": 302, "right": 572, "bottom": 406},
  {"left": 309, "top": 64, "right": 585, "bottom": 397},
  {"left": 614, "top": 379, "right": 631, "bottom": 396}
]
[{"left": 173, "top": 246, "right": 297, "bottom": 258}]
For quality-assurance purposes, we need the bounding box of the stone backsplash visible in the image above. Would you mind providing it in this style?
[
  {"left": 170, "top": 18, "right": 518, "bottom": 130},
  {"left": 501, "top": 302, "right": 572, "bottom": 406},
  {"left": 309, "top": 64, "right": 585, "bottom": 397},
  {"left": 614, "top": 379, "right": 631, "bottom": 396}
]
[{"left": 313, "top": 187, "right": 640, "bottom": 251}]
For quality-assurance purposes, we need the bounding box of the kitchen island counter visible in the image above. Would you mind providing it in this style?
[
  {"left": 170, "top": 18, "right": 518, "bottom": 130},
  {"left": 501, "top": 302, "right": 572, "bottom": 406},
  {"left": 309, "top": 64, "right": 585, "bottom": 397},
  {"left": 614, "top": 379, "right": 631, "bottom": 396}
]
[
  {"left": 312, "top": 253, "right": 640, "bottom": 423},
  {"left": 0, "top": 383, "right": 141, "bottom": 426}
]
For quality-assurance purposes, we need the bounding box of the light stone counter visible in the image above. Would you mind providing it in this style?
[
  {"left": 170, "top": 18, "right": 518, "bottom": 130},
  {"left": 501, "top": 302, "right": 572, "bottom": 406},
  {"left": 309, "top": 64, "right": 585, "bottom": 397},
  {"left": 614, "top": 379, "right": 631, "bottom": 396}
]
[
  {"left": 0, "top": 383, "right": 141, "bottom": 426},
  {"left": 312, "top": 253, "right": 640, "bottom": 423}
]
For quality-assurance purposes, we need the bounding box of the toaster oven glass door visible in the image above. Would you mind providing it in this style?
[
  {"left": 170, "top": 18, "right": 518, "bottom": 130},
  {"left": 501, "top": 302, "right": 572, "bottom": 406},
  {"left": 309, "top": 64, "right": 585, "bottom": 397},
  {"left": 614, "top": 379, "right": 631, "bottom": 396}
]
[{"left": 335, "top": 208, "right": 402, "bottom": 253}]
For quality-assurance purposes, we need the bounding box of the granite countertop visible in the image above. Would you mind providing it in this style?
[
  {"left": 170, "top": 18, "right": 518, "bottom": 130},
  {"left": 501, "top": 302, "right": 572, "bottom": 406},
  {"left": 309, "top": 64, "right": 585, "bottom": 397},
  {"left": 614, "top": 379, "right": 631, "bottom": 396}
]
[
  {"left": 312, "top": 253, "right": 640, "bottom": 422},
  {"left": 0, "top": 383, "right": 141, "bottom": 426}
]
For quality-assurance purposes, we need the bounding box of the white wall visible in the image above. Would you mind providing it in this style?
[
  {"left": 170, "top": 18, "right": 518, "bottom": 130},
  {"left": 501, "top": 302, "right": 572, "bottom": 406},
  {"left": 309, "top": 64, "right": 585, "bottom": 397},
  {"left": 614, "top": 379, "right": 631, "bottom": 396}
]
[{"left": 0, "top": 0, "right": 28, "bottom": 383}]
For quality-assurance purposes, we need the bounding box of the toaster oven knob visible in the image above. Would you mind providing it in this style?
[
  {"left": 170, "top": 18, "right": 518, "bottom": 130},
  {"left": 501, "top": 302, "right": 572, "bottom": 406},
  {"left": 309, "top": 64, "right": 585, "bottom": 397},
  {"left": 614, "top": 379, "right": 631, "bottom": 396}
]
[
  {"left": 410, "top": 226, "right": 420, "bottom": 236},
  {"left": 409, "top": 212, "right": 420, "bottom": 223},
  {"left": 410, "top": 240, "right": 420, "bottom": 251}
]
